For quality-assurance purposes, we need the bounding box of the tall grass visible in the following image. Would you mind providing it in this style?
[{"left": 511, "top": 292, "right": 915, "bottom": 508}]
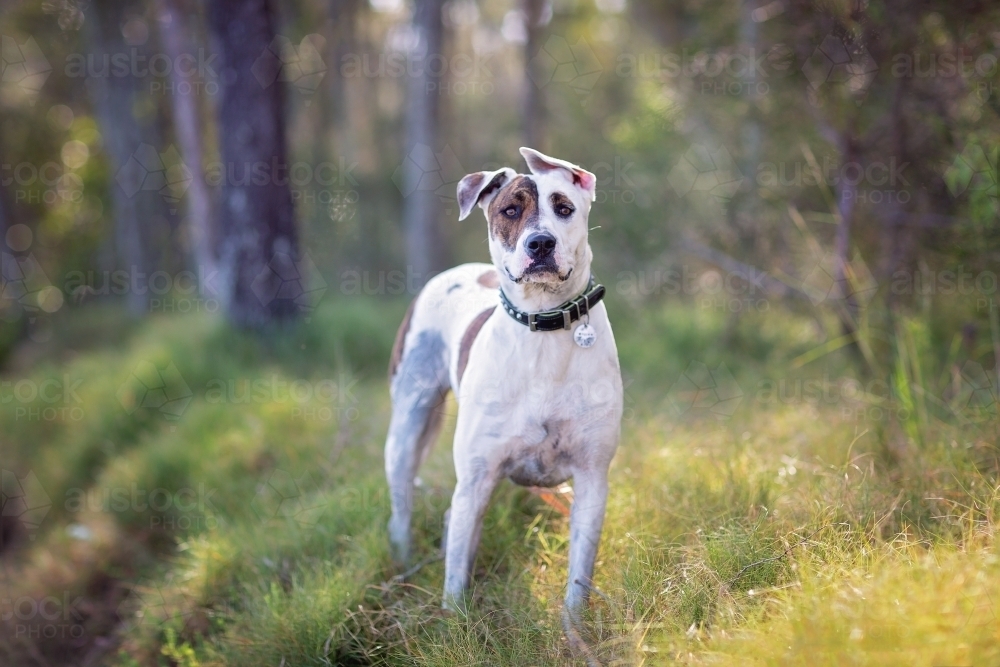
[{"left": 1, "top": 296, "right": 997, "bottom": 666}]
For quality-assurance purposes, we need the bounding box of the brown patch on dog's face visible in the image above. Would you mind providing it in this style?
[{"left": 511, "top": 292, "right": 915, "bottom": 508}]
[
  {"left": 549, "top": 191, "right": 576, "bottom": 218},
  {"left": 487, "top": 175, "right": 538, "bottom": 250}
]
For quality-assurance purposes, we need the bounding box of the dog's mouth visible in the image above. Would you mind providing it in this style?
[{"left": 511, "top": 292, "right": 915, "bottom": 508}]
[{"left": 506, "top": 264, "right": 572, "bottom": 285}]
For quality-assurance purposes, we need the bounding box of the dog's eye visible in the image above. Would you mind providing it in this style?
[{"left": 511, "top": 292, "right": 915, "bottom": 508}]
[
  {"left": 503, "top": 207, "right": 518, "bottom": 218},
  {"left": 556, "top": 205, "right": 574, "bottom": 218}
]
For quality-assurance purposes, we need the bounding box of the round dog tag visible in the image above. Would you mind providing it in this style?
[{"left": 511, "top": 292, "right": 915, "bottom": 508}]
[{"left": 573, "top": 323, "right": 596, "bottom": 348}]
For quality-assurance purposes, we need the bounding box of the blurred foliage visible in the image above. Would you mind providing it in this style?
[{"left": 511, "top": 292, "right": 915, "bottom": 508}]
[
  {"left": 0, "top": 0, "right": 997, "bottom": 340},
  {"left": 1, "top": 0, "right": 999, "bottom": 664}
]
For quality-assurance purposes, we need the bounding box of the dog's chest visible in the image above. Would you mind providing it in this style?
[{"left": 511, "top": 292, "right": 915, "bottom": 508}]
[{"left": 500, "top": 419, "right": 575, "bottom": 487}]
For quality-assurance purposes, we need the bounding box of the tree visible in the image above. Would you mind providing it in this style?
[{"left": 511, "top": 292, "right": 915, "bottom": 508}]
[
  {"left": 155, "top": 0, "right": 217, "bottom": 292},
  {"left": 401, "top": 0, "right": 446, "bottom": 286},
  {"left": 522, "top": 0, "right": 547, "bottom": 150},
  {"left": 207, "top": 0, "right": 298, "bottom": 327},
  {"left": 85, "top": 0, "right": 168, "bottom": 316}
]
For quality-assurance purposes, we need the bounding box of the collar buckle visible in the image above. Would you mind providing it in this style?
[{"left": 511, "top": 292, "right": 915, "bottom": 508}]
[{"left": 498, "top": 275, "right": 605, "bottom": 332}]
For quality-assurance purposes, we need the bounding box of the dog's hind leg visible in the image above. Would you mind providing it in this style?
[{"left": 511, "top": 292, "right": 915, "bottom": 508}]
[{"left": 385, "top": 330, "right": 449, "bottom": 567}]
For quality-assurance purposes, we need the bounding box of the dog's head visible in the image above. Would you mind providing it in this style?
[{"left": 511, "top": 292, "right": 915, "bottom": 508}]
[{"left": 457, "top": 148, "right": 596, "bottom": 295}]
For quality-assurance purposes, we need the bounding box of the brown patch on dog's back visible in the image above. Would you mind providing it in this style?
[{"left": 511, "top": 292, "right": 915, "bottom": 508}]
[
  {"left": 487, "top": 175, "right": 538, "bottom": 249},
  {"left": 477, "top": 269, "right": 499, "bottom": 289},
  {"left": 388, "top": 297, "right": 417, "bottom": 383},
  {"left": 457, "top": 306, "right": 496, "bottom": 386}
]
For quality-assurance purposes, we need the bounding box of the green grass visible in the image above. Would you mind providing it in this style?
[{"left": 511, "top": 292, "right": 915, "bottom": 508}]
[{"left": 1, "top": 297, "right": 998, "bottom": 666}]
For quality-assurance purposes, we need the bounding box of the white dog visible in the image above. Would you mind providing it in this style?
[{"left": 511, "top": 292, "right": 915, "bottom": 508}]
[{"left": 384, "top": 147, "right": 623, "bottom": 621}]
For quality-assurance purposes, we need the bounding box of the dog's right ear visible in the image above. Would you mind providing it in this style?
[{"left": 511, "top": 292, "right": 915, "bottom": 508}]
[{"left": 457, "top": 167, "right": 515, "bottom": 221}]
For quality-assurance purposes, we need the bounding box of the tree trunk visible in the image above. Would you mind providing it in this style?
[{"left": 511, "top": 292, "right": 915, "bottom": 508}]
[
  {"left": 522, "top": 0, "right": 546, "bottom": 150},
  {"left": 0, "top": 175, "right": 8, "bottom": 252},
  {"left": 401, "top": 0, "right": 446, "bottom": 286},
  {"left": 207, "top": 0, "right": 299, "bottom": 328},
  {"left": 329, "top": 0, "right": 361, "bottom": 162},
  {"left": 155, "top": 0, "right": 218, "bottom": 295},
  {"left": 85, "top": 0, "right": 164, "bottom": 316}
]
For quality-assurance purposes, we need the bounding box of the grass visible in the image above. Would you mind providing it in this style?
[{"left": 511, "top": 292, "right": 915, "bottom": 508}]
[{"left": 0, "top": 294, "right": 998, "bottom": 666}]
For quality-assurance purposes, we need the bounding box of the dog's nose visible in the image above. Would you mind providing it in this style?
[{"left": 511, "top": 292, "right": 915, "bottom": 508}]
[{"left": 525, "top": 232, "right": 556, "bottom": 260}]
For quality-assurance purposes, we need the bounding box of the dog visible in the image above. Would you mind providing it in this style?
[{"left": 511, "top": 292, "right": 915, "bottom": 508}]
[{"left": 384, "top": 147, "right": 623, "bottom": 621}]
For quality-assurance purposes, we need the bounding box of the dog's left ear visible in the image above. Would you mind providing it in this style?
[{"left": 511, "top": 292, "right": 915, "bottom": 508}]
[
  {"left": 519, "top": 147, "right": 597, "bottom": 202},
  {"left": 457, "top": 167, "right": 516, "bottom": 221}
]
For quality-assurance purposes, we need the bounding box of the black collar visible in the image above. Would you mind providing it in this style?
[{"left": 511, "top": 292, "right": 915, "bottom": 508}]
[{"left": 499, "top": 276, "right": 606, "bottom": 331}]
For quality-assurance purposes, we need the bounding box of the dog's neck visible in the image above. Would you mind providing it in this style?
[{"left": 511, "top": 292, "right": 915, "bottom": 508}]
[{"left": 498, "top": 245, "right": 593, "bottom": 314}]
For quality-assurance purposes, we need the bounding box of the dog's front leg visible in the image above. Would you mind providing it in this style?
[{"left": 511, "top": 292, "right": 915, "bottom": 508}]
[
  {"left": 564, "top": 467, "right": 610, "bottom": 619},
  {"left": 442, "top": 464, "right": 499, "bottom": 611}
]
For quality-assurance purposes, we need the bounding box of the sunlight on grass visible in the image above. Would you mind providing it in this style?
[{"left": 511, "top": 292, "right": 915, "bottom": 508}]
[{"left": 1, "top": 300, "right": 997, "bottom": 666}]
